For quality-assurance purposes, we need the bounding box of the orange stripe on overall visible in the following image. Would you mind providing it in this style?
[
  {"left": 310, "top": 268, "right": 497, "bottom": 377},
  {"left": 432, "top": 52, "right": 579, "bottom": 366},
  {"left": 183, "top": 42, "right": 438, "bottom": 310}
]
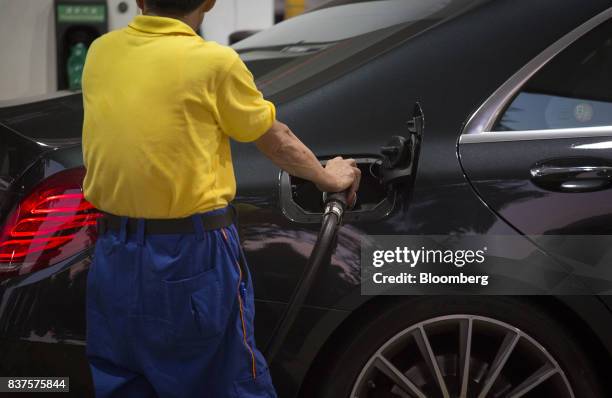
[{"left": 221, "top": 228, "right": 257, "bottom": 379}]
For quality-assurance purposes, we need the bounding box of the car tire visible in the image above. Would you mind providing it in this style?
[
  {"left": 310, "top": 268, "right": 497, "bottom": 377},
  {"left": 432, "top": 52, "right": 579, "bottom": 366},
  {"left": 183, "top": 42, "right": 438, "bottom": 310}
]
[{"left": 313, "top": 296, "right": 605, "bottom": 398}]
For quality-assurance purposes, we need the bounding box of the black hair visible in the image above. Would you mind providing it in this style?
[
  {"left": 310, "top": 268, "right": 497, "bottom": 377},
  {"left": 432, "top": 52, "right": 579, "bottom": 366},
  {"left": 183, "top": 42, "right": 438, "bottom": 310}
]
[{"left": 144, "top": 0, "right": 207, "bottom": 14}]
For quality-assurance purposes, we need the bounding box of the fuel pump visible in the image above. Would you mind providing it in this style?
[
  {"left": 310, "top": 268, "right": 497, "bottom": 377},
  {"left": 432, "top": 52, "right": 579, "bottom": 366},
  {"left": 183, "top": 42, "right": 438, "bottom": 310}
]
[{"left": 54, "top": 0, "right": 108, "bottom": 90}]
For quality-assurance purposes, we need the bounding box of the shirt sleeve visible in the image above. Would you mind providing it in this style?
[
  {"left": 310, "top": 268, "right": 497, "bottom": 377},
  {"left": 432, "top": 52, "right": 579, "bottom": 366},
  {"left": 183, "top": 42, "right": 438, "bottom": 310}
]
[{"left": 216, "top": 56, "right": 276, "bottom": 142}]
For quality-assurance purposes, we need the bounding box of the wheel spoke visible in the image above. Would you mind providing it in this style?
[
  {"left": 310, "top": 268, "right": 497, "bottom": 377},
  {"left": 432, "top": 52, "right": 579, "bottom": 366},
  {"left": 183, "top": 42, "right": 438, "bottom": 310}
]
[
  {"left": 458, "top": 318, "right": 473, "bottom": 398},
  {"left": 413, "top": 325, "right": 450, "bottom": 398},
  {"left": 506, "top": 364, "right": 558, "bottom": 398},
  {"left": 374, "top": 354, "right": 427, "bottom": 398},
  {"left": 477, "top": 330, "right": 520, "bottom": 398}
]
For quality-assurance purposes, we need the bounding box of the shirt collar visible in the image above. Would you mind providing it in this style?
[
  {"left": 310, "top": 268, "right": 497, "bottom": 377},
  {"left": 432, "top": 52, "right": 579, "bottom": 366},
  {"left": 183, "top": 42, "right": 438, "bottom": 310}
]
[{"left": 128, "top": 15, "right": 197, "bottom": 36}]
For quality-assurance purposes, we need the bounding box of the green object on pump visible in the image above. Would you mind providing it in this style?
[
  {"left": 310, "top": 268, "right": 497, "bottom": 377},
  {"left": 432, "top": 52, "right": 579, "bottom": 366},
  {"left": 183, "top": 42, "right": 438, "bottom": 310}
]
[{"left": 67, "top": 42, "right": 88, "bottom": 91}]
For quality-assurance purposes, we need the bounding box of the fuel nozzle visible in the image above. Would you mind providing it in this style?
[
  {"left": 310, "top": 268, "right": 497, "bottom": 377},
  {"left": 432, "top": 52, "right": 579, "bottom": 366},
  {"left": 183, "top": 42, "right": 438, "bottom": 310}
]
[{"left": 323, "top": 190, "right": 350, "bottom": 223}]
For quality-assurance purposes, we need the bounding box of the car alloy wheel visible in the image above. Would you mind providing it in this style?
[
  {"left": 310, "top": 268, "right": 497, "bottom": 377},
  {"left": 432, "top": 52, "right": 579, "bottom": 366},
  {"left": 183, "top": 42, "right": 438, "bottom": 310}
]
[{"left": 350, "top": 315, "right": 574, "bottom": 398}]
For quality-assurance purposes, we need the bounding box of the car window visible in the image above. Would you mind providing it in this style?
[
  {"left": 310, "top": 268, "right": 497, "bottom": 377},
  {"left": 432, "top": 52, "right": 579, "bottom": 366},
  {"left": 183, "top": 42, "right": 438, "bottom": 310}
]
[
  {"left": 494, "top": 19, "right": 612, "bottom": 131},
  {"left": 235, "top": 0, "right": 481, "bottom": 99}
]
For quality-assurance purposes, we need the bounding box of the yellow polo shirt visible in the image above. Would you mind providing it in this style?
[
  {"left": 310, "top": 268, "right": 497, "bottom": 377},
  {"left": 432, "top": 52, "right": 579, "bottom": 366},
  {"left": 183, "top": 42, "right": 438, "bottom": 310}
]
[{"left": 82, "top": 16, "right": 275, "bottom": 218}]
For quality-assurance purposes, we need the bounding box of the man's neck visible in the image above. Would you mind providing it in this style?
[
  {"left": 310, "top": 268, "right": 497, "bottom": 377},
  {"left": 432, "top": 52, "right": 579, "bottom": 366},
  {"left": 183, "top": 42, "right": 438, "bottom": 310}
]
[{"left": 144, "top": 10, "right": 201, "bottom": 31}]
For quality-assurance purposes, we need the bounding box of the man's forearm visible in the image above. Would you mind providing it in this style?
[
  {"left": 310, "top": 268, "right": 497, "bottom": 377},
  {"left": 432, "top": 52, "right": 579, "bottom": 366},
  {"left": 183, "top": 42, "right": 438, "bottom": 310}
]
[{"left": 255, "top": 121, "right": 335, "bottom": 190}]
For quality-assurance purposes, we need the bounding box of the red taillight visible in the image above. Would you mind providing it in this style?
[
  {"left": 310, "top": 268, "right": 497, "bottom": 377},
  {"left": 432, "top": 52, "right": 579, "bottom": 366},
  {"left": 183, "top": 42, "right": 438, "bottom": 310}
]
[{"left": 0, "top": 168, "right": 101, "bottom": 279}]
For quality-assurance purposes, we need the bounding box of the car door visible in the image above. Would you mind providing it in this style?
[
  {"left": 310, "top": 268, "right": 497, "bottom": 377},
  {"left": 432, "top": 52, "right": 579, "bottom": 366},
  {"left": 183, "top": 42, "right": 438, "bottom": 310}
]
[{"left": 458, "top": 9, "right": 612, "bottom": 294}]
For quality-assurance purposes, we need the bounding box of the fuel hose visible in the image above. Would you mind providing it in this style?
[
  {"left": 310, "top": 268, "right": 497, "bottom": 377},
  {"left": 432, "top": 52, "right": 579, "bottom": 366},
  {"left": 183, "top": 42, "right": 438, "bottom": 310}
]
[{"left": 264, "top": 191, "right": 349, "bottom": 363}]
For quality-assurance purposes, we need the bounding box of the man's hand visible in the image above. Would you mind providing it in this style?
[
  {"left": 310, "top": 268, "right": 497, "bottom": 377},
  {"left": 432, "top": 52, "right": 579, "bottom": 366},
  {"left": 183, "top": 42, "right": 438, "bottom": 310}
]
[
  {"left": 317, "top": 157, "right": 361, "bottom": 207},
  {"left": 255, "top": 121, "right": 361, "bottom": 206}
]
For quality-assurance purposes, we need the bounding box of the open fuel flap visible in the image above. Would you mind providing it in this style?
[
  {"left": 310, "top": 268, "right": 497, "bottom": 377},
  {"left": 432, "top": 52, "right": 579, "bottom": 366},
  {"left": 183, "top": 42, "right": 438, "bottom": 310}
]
[{"left": 278, "top": 103, "right": 423, "bottom": 224}]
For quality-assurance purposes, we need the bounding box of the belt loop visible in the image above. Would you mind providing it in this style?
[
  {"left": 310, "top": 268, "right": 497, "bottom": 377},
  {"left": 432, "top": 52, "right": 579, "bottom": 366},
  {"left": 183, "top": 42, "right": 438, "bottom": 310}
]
[
  {"left": 137, "top": 219, "right": 146, "bottom": 246},
  {"left": 192, "top": 214, "right": 205, "bottom": 241},
  {"left": 119, "top": 217, "right": 128, "bottom": 243}
]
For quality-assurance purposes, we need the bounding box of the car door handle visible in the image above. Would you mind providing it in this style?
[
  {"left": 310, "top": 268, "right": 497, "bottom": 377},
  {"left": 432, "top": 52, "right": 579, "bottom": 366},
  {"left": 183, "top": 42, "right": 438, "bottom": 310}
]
[{"left": 530, "top": 164, "right": 612, "bottom": 193}]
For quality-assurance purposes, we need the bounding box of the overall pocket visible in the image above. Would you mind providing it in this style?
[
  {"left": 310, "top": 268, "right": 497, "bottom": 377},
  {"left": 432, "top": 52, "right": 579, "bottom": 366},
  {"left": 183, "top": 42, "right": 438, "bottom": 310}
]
[{"left": 164, "top": 268, "right": 230, "bottom": 344}]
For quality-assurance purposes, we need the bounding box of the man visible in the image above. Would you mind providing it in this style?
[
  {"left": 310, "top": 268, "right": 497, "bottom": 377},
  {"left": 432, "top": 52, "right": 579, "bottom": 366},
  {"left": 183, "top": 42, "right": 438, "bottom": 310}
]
[{"left": 81, "top": 0, "right": 360, "bottom": 397}]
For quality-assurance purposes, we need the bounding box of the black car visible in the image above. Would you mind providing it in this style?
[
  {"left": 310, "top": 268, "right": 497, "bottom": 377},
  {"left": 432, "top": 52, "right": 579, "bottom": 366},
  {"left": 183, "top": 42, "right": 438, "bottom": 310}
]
[{"left": 2, "top": 0, "right": 612, "bottom": 396}]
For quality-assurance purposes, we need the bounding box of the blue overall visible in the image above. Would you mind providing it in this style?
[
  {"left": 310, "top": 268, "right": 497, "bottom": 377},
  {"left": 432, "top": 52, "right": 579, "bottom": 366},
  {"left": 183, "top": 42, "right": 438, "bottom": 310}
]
[{"left": 86, "top": 207, "right": 277, "bottom": 398}]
